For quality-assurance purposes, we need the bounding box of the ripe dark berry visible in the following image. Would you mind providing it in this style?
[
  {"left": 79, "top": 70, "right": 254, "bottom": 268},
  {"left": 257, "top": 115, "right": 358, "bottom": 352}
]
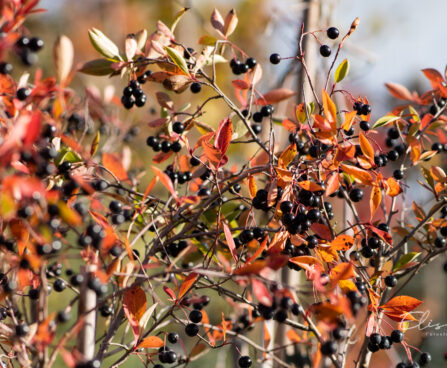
[
  {"left": 384, "top": 275, "right": 397, "bottom": 287},
  {"left": 239, "top": 229, "right": 254, "bottom": 244},
  {"left": 70, "top": 274, "right": 84, "bottom": 287},
  {"left": 189, "top": 309, "right": 203, "bottom": 323},
  {"left": 251, "top": 124, "right": 262, "bottom": 134},
  {"left": 146, "top": 136, "right": 157, "bottom": 147},
  {"left": 379, "top": 336, "right": 392, "bottom": 349},
  {"left": 190, "top": 82, "right": 202, "bottom": 93},
  {"left": 359, "top": 120, "right": 370, "bottom": 131},
  {"left": 17, "top": 87, "right": 31, "bottom": 101},
  {"left": 388, "top": 127, "right": 400, "bottom": 140},
  {"left": 172, "top": 122, "right": 185, "bottom": 134},
  {"left": 57, "top": 310, "right": 71, "bottom": 323},
  {"left": 390, "top": 329, "right": 404, "bottom": 343},
  {"left": 185, "top": 322, "right": 199, "bottom": 336},
  {"left": 369, "top": 333, "right": 382, "bottom": 345},
  {"left": 109, "top": 200, "right": 123, "bottom": 214},
  {"left": 349, "top": 188, "right": 364, "bottom": 202},
  {"left": 121, "top": 95, "right": 134, "bottom": 109},
  {"left": 16, "top": 36, "right": 30, "bottom": 48},
  {"left": 361, "top": 246, "right": 374, "bottom": 258},
  {"left": 440, "top": 226, "right": 447, "bottom": 236},
  {"left": 280, "top": 201, "right": 293, "bottom": 213},
  {"left": 320, "top": 340, "right": 337, "bottom": 355},
  {"left": 238, "top": 355, "right": 252, "bottom": 368},
  {"left": 393, "top": 169, "right": 404, "bottom": 180},
  {"left": 171, "top": 141, "right": 182, "bottom": 152},
  {"left": 332, "top": 327, "right": 346, "bottom": 340},
  {"left": 367, "top": 341, "right": 380, "bottom": 352},
  {"left": 168, "top": 332, "right": 179, "bottom": 344},
  {"left": 344, "top": 127, "right": 355, "bottom": 136},
  {"left": 368, "top": 237, "right": 380, "bottom": 249},
  {"left": 320, "top": 45, "right": 332, "bottom": 57},
  {"left": 16, "top": 324, "right": 30, "bottom": 337},
  {"left": 307, "top": 209, "right": 321, "bottom": 222},
  {"left": 100, "top": 305, "right": 113, "bottom": 317},
  {"left": 29, "top": 37, "right": 44, "bottom": 52},
  {"left": 246, "top": 57, "right": 257, "bottom": 69},
  {"left": 53, "top": 279, "right": 66, "bottom": 292},
  {"left": 135, "top": 94, "right": 146, "bottom": 107},
  {"left": 360, "top": 104, "right": 372, "bottom": 115},
  {"left": 419, "top": 352, "right": 431, "bottom": 366},
  {"left": 161, "top": 141, "right": 172, "bottom": 153},
  {"left": 269, "top": 53, "right": 281, "bottom": 64},
  {"left": 387, "top": 150, "right": 399, "bottom": 161},
  {"left": 164, "top": 351, "right": 177, "bottom": 363},
  {"left": 327, "top": 27, "right": 340, "bottom": 39},
  {"left": 260, "top": 104, "right": 274, "bottom": 117},
  {"left": 0, "top": 62, "right": 13, "bottom": 75},
  {"left": 273, "top": 309, "right": 287, "bottom": 322},
  {"left": 431, "top": 142, "right": 443, "bottom": 152},
  {"left": 434, "top": 236, "right": 446, "bottom": 248},
  {"left": 252, "top": 111, "right": 263, "bottom": 123}
]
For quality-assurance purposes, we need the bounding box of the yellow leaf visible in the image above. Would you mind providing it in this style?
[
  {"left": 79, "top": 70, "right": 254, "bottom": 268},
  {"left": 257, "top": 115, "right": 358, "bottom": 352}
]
[{"left": 278, "top": 143, "right": 297, "bottom": 168}]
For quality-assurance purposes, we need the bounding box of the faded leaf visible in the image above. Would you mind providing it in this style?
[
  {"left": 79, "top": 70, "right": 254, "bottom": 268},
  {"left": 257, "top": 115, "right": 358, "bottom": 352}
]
[
  {"left": 53, "top": 35, "right": 73, "bottom": 85},
  {"left": 88, "top": 28, "right": 121, "bottom": 60}
]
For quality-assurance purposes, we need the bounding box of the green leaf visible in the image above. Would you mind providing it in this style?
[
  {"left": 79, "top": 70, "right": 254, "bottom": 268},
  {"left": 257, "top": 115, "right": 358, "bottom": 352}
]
[
  {"left": 78, "top": 59, "right": 114, "bottom": 76},
  {"left": 88, "top": 28, "right": 121, "bottom": 60},
  {"left": 421, "top": 167, "right": 435, "bottom": 189},
  {"left": 55, "top": 148, "right": 82, "bottom": 166},
  {"left": 393, "top": 252, "right": 421, "bottom": 272},
  {"left": 165, "top": 46, "right": 190, "bottom": 76},
  {"left": 408, "top": 105, "right": 420, "bottom": 122},
  {"left": 334, "top": 58, "right": 350, "bottom": 83},
  {"left": 198, "top": 35, "right": 218, "bottom": 46},
  {"left": 372, "top": 115, "right": 400, "bottom": 129},
  {"left": 171, "top": 7, "right": 189, "bottom": 33},
  {"left": 221, "top": 202, "right": 242, "bottom": 223}
]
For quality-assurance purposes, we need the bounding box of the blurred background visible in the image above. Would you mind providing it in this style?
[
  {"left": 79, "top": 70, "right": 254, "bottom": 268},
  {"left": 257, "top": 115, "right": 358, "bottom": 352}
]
[{"left": 20, "top": 0, "right": 447, "bottom": 366}]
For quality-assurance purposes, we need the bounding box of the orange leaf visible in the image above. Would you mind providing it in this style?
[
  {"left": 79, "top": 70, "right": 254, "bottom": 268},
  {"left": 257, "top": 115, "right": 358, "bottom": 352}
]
[
  {"left": 317, "top": 246, "right": 339, "bottom": 262},
  {"left": 359, "top": 133, "right": 375, "bottom": 164},
  {"left": 296, "top": 180, "right": 324, "bottom": 192},
  {"left": 385, "top": 177, "right": 402, "bottom": 197},
  {"left": 422, "top": 68, "right": 444, "bottom": 90},
  {"left": 142, "top": 176, "right": 158, "bottom": 203},
  {"left": 380, "top": 295, "right": 422, "bottom": 314},
  {"left": 263, "top": 322, "right": 271, "bottom": 345},
  {"left": 370, "top": 185, "right": 382, "bottom": 220},
  {"left": 221, "top": 312, "right": 228, "bottom": 341},
  {"left": 103, "top": 153, "right": 128, "bottom": 181},
  {"left": 252, "top": 278, "right": 273, "bottom": 306},
  {"left": 278, "top": 143, "right": 297, "bottom": 168},
  {"left": 202, "top": 141, "right": 224, "bottom": 168},
  {"left": 123, "top": 286, "right": 147, "bottom": 340},
  {"left": 234, "top": 260, "right": 267, "bottom": 275},
  {"left": 286, "top": 329, "right": 301, "bottom": 343},
  {"left": 331, "top": 235, "right": 354, "bottom": 251},
  {"left": 215, "top": 117, "right": 233, "bottom": 155},
  {"left": 223, "top": 223, "right": 238, "bottom": 263},
  {"left": 152, "top": 165, "right": 178, "bottom": 201},
  {"left": 258, "top": 88, "right": 296, "bottom": 105},
  {"left": 325, "top": 173, "right": 340, "bottom": 196},
  {"left": 247, "top": 175, "right": 257, "bottom": 199},
  {"left": 341, "top": 111, "right": 357, "bottom": 131},
  {"left": 245, "top": 236, "right": 268, "bottom": 264},
  {"left": 340, "top": 163, "right": 373, "bottom": 186},
  {"left": 178, "top": 272, "right": 198, "bottom": 299},
  {"left": 137, "top": 336, "right": 164, "bottom": 349},
  {"left": 201, "top": 310, "right": 215, "bottom": 346},
  {"left": 322, "top": 89, "right": 337, "bottom": 123},
  {"left": 330, "top": 262, "right": 355, "bottom": 281}
]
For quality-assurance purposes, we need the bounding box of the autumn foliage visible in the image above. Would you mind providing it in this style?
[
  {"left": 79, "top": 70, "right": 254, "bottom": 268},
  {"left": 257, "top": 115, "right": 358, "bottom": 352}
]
[{"left": 0, "top": 1, "right": 447, "bottom": 368}]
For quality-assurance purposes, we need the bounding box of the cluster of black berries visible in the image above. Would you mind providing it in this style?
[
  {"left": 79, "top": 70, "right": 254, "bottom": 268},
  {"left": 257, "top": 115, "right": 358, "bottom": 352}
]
[
  {"left": 108, "top": 200, "right": 134, "bottom": 225},
  {"left": 182, "top": 297, "right": 211, "bottom": 338},
  {"left": 428, "top": 98, "right": 446, "bottom": 115},
  {"left": 78, "top": 223, "right": 105, "bottom": 249},
  {"left": 432, "top": 224, "right": 447, "bottom": 249},
  {"left": 396, "top": 353, "right": 432, "bottom": 367},
  {"left": 257, "top": 295, "right": 303, "bottom": 323},
  {"left": 251, "top": 187, "right": 283, "bottom": 212},
  {"left": 346, "top": 286, "right": 368, "bottom": 315},
  {"left": 146, "top": 136, "right": 182, "bottom": 153},
  {"left": 14, "top": 35, "right": 44, "bottom": 66},
  {"left": 353, "top": 101, "right": 372, "bottom": 116},
  {"left": 235, "top": 227, "right": 266, "bottom": 247},
  {"left": 166, "top": 240, "right": 188, "bottom": 257},
  {"left": 242, "top": 104, "right": 274, "bottom": 135},
  {"left": 164, "top": 165, "right": 193, "bottom": 184},
  {"left": 158, "top": 345, "right": 178, "bottom": 364},
  {"left": 121, "top": 79, "right": 147, "bottom": 109},
  {"left": 230, "top": 57, "right": 257, "bottom": 75},
  {"left": 358, "top": 234, "right": 383, "bottom": 259}
]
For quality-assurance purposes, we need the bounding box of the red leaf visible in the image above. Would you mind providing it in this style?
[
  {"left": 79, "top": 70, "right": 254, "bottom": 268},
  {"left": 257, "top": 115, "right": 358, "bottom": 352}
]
[
  {"left": 123, "top": 286, "right": 147, "bottom": 340},
  {"left": 232, "top": 79, "right": 249, "bottom": 90},
  {"left": 215, "top": 117, "right": 233, "bottom": 155},
  {"left": 325, "top": 173, "right": 340, "bottom": 196},
  {"left": 137, "top": 336, "right": 164, "bottom": 349},
  {"left": 385, "top": 82, "right": 414, "bottom": 101},
  {"left": 23, "top": 111, "right": 41, "bottom": 146},
  {"left": 422, "top": 68, "right": 444, "bottom": 90},
  {"left": 103, "top": 153, "right": 129, "bottom": 181},
  {"left": 223, "top": 223, "right": 238, "bottom": 263},
  {"left": 163, "top": 286, "right": 177, "bottom": 301},
  {"left": 257, "top": 88, "right": 296, "bottom": 105},
  {"left": 252, "top": 278, "right": 272, "bottom": 306},
  {"left": 178, "top": 272, "right": 198, "bottom": 299},
  {"left": 152, "top": 165, "right": 178, "bottom": 201}
]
